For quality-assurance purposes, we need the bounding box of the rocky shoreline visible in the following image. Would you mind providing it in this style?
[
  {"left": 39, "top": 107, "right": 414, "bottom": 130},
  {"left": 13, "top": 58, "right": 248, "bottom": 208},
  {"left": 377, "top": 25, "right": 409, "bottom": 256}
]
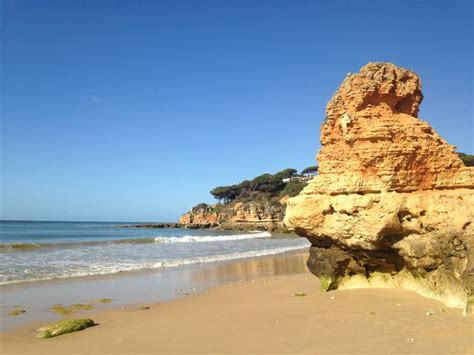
[
  {"left": 123, "top": 220, "right": 289, "bottom": 233},
  {"left": 123, "top": 223, "right": 182, "bottom": 229},
  {"left": 178, "top": 200, "right": 290, "bottom": 233}
]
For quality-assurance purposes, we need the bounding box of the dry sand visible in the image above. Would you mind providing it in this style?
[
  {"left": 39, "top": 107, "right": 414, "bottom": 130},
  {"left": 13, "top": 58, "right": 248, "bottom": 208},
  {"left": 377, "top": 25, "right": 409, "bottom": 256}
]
[{"left": 1, "top": 268, "right": 473, "bottom": 354}]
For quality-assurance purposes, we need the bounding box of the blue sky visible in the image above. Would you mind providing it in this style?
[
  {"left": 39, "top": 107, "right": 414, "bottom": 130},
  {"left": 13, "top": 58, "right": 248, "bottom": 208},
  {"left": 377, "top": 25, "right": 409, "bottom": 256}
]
[{"left": 1, "top": 0, "right": 473, "bottom": 222}]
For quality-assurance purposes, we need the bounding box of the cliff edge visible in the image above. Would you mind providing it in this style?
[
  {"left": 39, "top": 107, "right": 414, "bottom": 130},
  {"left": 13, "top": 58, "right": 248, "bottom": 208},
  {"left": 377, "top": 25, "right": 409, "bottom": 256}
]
[{"left": 284, "top": 62, "right": 474, "bottom": 314}]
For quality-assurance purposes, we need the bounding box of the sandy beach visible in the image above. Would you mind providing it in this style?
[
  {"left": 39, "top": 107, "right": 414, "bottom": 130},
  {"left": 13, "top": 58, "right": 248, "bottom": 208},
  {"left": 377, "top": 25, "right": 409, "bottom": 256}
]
[{"left": 1, "top": 253, "right": 473, "bottom": 355}]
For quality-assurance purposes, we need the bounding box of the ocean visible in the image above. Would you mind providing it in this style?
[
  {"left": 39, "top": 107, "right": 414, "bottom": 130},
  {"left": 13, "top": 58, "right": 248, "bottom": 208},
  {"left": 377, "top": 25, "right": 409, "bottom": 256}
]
[{"left": 0, "top": 221, "right": 310, "bottom": 285}]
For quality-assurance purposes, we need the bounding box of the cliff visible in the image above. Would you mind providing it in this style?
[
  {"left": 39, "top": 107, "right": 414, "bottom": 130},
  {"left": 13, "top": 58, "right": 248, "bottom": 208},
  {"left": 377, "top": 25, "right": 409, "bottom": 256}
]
[
  {"left": 179, "top": 200, "right": 288, "bottom": 232},
  {"left": 284, "top": 62, "right": 474, "bottom": 314},
  {"left": 179, "top": 169, "right": 312, "bottom": 232}
]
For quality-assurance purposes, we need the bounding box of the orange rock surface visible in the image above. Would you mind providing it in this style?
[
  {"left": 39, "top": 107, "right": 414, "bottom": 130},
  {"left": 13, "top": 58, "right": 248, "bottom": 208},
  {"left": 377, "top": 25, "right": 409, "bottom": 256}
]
[
  {"left": 314, "top": 62, "right": 473, "bottom": 194},
  {"left": 284, "top": 62, "right": 474, "bottom": 313}
]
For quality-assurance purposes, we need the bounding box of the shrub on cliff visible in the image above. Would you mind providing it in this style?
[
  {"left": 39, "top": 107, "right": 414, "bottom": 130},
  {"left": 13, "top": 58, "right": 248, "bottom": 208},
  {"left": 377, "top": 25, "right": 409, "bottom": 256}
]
[
  {"left": 458, "top": 152, "right": 474, "bottom": 167},
  {"left": 192, "top": 203, "right": 210, "bottom": 211},
  {"left": 280, "top": 180, "right": 308, "bottom": 197}
]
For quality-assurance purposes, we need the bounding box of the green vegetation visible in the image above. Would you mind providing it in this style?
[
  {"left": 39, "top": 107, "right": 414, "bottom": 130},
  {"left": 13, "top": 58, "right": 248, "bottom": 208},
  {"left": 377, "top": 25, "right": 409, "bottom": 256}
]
[
  {"left": 210, "top": 168, "right": 305, "bottom": 203},
  {"left": 51, "top": 303, "right": 94, "bottom": 315},
  {"left": 319, "top": 275, "right": 332, "bottom": 291},
  {"left": 9, "top": 309, "right": 26, "bottom": 316},
  {"left": 458, "top": 152, "right": 474, "bottom": 167},
  {"left": 188, "top": 166, "right": 315, "bottom": 222},
  {"left": 301, "top": 166, "right": 318, "bottom": 176},
  {"left": 36, "top": 319, "right": 96, "bottom": 339},
  {"left": 192, "top": 203, "right": 210, "bottom": 211},
  {"left": 280, "top": 179, "right": 307, "bottom": 197}
]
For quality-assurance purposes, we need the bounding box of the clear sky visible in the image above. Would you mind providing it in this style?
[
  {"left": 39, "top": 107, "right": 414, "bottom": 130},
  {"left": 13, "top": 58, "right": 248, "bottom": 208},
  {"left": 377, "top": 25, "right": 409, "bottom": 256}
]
[{"left": 1, "top": 0, "right": 473, "bottom": 222}]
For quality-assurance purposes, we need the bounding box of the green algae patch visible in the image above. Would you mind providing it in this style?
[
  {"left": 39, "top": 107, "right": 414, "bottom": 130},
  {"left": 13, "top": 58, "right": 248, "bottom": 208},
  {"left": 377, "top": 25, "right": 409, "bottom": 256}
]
[
  {"left": 51, "top": 304, "right": 73, "bottom": 315},
  {"left": 36, "top": 318, "right": 96, "bottom": 339},
  {"left": 51, "top": 303, "right": 94, "bottom": 315},
  {"left": 138, "top": 306, "right": 150, "bottom": 311},
  {"left": 98, "top": 298, "right": 112, "bottom": 304},
  {"left": 9, "top": 309, "right": 26, "bottom": 316},
  {"left": 71, "top": 303, "right": 94, "bottom": 311},
  {"left": 319, "top": 276, "right": 332, "bottom": 291}
]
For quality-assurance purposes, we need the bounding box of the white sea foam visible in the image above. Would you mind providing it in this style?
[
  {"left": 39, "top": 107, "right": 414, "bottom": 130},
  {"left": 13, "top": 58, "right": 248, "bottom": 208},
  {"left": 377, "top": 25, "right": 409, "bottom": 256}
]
[
  {"left": 159, "top": 245, "right": 304, "bottom": 267},
  {"left": 0, "top": 244, "right": 307, "bottom": 285},
  {"left": 154, "top": 231, "right": 272, "bottom": 243}
]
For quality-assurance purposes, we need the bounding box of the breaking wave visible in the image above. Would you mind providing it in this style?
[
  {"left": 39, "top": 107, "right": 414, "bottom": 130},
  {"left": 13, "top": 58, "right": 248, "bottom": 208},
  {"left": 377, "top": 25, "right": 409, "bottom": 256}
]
[
  {"left": 154, "top": 231, "right": 271, "bottom": 243},
  {"left": 0, "top": 232, "right": 272, "bottom": 253}
]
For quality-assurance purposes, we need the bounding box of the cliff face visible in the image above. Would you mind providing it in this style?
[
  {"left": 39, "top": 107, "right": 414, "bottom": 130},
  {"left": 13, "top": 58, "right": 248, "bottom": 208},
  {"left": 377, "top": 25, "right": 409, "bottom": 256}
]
[
  {"left": 284, "top": 62, "right": 474, "bottom": 314},
  {"left": 179, "top": 200, "right": 288, "bottom": 232}
]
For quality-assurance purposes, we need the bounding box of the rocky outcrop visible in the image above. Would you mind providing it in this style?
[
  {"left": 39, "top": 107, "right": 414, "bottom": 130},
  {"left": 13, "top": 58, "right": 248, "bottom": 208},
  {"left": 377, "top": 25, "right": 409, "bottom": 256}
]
[
  {"left": 180, "top": 200, "right": 288, "bottom": 232},
  {"left": 284, "top": 62, "right": 474, "bottom": 314},
  {"left": 179, "top": 203, "right": 220, "bottom": 229}
]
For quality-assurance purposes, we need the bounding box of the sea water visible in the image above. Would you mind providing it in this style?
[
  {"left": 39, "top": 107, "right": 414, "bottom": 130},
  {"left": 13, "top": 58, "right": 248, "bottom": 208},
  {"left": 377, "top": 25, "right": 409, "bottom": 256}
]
[{"left": 0, "top": 221, "right": 310, "bottom": 285}]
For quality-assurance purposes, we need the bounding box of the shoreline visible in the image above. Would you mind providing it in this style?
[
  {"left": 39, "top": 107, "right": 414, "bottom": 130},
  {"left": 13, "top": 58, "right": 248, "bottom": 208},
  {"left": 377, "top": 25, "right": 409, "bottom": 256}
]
[
  {"left": 1, "top": 249, "right": 309, "bottom": 331},
  {"left": 0, "top": 241, "right": 305, "bottom": 288},
  {"left": 2, "top": 256, "right": 473, "bottom": 354}
]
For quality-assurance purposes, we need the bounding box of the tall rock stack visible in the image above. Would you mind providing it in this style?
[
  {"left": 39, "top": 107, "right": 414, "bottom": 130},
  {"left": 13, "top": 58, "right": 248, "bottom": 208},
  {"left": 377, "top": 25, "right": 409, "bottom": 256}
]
[{"left": 284, "top": 62, "right": 474, "bottom": 314}]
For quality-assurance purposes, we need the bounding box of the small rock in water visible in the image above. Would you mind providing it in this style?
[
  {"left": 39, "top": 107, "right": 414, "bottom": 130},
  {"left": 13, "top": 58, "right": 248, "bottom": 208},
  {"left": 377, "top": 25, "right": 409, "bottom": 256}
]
[{"left": 139, "top": 306, "right": 150, "bottom": 311}]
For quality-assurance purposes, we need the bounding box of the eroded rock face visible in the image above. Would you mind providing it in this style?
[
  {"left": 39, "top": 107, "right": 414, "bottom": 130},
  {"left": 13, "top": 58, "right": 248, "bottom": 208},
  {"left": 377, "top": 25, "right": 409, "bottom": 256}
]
[
  {"left": 284, "top": 62, "right": 474, "bottom": 313},
  {"left": 179, "top": 201, "right": 288, "bottom": 232}
]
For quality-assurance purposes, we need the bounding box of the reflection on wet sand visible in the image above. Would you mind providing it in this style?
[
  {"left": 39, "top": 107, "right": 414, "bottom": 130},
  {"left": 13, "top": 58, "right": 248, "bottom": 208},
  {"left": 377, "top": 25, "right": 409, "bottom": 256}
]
[
  {"left": 0, "top": 250, "right": 310, "bottom": 331},
  {"left": 190, "top": 252, "right": 309, "bottom": 284}
]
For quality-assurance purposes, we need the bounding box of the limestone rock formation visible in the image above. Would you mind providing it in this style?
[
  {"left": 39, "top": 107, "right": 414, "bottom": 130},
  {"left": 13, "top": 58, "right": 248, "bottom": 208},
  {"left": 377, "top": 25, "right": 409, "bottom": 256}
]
[
  {"left": 284, "top": 62, "right": 474, "bottom": 314},
  {"left": 179, "top": 203, "right": 220, "bottom": 229},
  {"left": 179, "top": 201, "right": 288, "bottom": 232}
]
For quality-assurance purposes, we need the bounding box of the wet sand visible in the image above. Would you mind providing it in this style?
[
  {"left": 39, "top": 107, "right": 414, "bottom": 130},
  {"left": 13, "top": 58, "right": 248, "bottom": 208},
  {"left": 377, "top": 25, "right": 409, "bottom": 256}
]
[
  {"left": 1, "top": 253, "right": 473, "bottom": 354},
  {"left": 0, "top": 251, "right": 308, "bottom": 331}
]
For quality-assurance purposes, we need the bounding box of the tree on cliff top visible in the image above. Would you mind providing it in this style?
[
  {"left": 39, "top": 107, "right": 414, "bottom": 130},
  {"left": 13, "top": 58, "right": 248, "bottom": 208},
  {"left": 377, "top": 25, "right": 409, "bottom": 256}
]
[
  {"left": 209, "top": 168, "right": 300, "bottom": 203},
  {"left": 301, "top": 166, "right": 318, "bottom": 176}
]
